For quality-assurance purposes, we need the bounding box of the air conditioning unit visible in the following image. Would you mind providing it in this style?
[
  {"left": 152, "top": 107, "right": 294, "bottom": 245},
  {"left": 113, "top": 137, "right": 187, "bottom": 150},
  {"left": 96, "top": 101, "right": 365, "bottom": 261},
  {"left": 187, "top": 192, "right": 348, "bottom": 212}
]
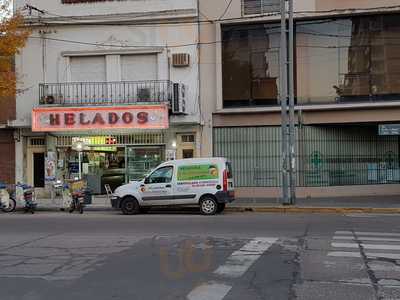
[
  {"left": 137, "top": 88, "right": 152, "bottom": 102},
  {"left": 172, "top": 53, "right": 190, "bottom": 67},
  {"left": 42, "top": 95, "right": 55, "bottom": 105},
  {"left": 171, "top": 83, "right": 186, "bottom": 114}
]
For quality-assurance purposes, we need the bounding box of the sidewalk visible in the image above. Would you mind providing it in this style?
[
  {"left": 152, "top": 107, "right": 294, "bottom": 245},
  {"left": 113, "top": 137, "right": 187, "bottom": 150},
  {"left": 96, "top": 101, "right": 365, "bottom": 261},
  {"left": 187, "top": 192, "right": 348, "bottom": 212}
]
[{"left": 31, "top": 195, "right": 400, "bottom": 214}]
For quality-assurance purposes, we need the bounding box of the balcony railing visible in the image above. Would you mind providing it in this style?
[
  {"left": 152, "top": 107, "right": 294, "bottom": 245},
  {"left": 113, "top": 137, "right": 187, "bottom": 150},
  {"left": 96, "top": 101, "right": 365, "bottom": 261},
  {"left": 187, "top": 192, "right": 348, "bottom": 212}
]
[{"left": 39, "top": 80, "right": 174, "bottom": 106}]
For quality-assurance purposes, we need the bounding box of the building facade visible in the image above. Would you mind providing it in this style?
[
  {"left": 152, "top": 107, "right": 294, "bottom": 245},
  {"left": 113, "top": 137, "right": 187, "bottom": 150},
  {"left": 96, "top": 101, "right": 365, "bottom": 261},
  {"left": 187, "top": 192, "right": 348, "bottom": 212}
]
[
  {"left": 199, "top": 0, "right": 400, "bottom": 199},
  {"left": 14, "top": 0, "right": 202, "bottom": 194}
]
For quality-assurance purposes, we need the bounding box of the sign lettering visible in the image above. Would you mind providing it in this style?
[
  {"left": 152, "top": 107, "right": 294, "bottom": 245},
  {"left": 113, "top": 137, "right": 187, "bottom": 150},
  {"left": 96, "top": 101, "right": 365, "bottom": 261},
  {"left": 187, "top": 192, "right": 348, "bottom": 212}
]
[{"left": 32, "top": 105, "right": 169, "bottom": 132}]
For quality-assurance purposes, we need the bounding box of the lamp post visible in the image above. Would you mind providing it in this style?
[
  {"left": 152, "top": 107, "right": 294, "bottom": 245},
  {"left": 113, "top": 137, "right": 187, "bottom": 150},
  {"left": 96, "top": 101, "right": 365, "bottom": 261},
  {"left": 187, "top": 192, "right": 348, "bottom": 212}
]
[{"left": 73, "top": 141, "right": 84, "bottom": 180}]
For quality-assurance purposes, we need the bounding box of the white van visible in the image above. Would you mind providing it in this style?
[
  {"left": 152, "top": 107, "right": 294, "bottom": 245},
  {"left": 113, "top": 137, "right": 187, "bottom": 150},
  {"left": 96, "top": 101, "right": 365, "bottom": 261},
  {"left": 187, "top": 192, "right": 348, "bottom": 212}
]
[{"left": 111, "top": 157, "right": 234, "bottom": 215}]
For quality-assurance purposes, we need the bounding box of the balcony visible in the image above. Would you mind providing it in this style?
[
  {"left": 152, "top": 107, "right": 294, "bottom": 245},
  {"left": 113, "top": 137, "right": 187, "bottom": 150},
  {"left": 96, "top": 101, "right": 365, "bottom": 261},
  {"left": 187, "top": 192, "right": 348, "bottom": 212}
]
[
  {"left": 40, "top": 80, "right": 176, "bottom": 105},
  {"left": 39, "top": 80, "right": 187, "bottom": 114}
]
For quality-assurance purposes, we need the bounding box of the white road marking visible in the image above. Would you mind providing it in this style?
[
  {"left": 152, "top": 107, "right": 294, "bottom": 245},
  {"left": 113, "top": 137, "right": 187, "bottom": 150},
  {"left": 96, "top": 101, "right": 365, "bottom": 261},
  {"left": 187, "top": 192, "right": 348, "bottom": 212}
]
[
  {"left": 328, "top": 251, "right": 362, "bottom": 258},
  {"left": 187, "top": 283, "right": 232, "bottom": 300},
  {"left": 333, "top": 236, "right": 400, "bottom": 242},
  {"left": 214, "top": 237, "right": 278, "bottom": 278},
  {"left": 332, "top": 242, "right": 400, "bottom": 251},
  {"left": 328, "top": 251, "right": 400, "bottom": 260},
  {"left": 335, "top": 231, "right": 400, "bottom": 237}
]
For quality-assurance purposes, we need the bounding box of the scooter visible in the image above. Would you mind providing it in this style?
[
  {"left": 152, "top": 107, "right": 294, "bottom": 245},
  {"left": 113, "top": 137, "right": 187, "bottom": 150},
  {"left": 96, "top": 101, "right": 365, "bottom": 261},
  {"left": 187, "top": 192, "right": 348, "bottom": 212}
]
[
  {"left": 16, "top": 183, "right": 37, "bottom": 214},
  {"left": 0, "top": 183, "right": 16, "bottom": 213}
]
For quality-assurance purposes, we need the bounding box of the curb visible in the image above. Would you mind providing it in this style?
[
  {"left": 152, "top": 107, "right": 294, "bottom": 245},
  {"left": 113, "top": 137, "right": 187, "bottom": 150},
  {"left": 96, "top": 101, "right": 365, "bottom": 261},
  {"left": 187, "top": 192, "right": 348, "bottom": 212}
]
[
  {"left": 13, "top": 206, "right": 400, "bottom": 214},
  {"left": 226, "top": 206, "right": 400, "bottom": 214}
]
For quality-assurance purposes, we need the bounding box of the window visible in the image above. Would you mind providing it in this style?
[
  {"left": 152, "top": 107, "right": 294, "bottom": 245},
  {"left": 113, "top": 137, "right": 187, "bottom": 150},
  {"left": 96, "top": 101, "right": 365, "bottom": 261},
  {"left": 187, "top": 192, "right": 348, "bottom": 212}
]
[
  {"left": 121, "top": 54, "right": 157, "bottom": 82},
  {"left": 222, "top": 23, "right": 280, "bottom": 107},
  {"left": 242, "top": 0, "right": 280, "bottom": 16},
  {"left": 182, "top": 149, "right": 194, "bottom": 159},
  {"left": 147, "top": 166, "right": 173, "bottom": 184},
  {"left": 297, "top": 14, "right": 400, "bottom": 104},
  {"left": 181, "top": 134, "right": 195, "bottom": 143},
  {"left": 70, "top": 56, "right": 106, "bottom": 82}
]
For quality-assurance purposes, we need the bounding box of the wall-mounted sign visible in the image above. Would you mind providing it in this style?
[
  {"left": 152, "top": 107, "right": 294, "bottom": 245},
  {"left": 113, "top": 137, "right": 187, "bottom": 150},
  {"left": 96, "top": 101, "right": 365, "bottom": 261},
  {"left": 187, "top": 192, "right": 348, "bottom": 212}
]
[
  {"left": 32, "top": 105, "right": 169, "bottom": 132},
  {"left": 379, "top": 124, "right": 400, "bottom": 136}
]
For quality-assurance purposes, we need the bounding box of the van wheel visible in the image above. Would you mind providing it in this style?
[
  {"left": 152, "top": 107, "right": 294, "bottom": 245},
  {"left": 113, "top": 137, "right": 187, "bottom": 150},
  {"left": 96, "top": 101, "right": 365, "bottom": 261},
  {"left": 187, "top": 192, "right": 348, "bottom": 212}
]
[
  {"left": 121, "top": 197, "right": 140, "bottom": 215},
  {"left": 200, "top": 196, "right": 217, "bottom": 215},
  {"left": 217, "top": 203, "right": 226, "bottom": 214}
]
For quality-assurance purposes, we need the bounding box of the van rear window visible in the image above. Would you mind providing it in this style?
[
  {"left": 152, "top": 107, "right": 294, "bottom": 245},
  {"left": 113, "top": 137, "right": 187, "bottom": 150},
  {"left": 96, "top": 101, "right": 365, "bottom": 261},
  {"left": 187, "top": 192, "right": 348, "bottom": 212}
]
[{"left": 226, "top": 162, "right": 233, "bottom": 178}]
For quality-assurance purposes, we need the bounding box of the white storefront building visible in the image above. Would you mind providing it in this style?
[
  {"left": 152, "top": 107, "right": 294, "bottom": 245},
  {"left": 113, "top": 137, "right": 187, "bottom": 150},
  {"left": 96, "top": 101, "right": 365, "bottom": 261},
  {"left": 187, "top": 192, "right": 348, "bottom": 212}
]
[{"left": 14, "top": 0, "right": 202, "bottom": 194}]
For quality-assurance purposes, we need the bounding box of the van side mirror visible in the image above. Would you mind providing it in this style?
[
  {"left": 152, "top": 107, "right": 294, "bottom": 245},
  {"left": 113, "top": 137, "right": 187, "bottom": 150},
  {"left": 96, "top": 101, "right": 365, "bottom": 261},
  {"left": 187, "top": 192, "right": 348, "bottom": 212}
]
[{"left": 144, "top": 177, "right": 150, "bottom": 184}]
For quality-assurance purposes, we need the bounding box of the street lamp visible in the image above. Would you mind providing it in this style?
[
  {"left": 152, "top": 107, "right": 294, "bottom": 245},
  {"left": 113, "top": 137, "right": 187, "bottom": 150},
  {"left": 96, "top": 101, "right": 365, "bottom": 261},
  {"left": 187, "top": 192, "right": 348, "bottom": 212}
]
[{"left": 73, "top": 141, "right": 84, "bottom": 180}]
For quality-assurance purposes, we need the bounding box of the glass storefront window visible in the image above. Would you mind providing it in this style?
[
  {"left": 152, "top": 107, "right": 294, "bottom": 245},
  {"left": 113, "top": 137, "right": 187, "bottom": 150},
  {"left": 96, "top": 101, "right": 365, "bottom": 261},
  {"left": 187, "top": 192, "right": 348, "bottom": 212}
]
[
  {"left": 222, "top": 23, "right": 281, "bottom": 108},
  {"left": 126, "top": 147, "right": 164, "bottom": 182}
]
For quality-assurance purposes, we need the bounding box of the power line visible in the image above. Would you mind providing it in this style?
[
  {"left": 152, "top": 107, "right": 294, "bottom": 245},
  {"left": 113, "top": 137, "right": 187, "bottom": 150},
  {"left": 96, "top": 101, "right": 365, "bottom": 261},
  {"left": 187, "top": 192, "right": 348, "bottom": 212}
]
[{"left": 22, "top": 3, "right": 400, "bottom": 28}]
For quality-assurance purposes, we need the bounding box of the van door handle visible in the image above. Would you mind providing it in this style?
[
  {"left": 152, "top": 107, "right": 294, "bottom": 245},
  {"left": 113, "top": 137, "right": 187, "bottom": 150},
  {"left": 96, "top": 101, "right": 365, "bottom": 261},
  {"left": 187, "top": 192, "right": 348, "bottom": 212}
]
[{"left": 165, "top": 184, "right": 172, "bottom": 188}]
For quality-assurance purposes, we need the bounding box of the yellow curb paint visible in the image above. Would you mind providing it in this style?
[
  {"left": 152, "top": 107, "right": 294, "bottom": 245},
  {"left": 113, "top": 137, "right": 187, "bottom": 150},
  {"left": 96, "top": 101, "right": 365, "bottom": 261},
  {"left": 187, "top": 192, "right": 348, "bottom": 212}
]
[{"left": 225, "top": 207, "right": 400, "bottom": 214}]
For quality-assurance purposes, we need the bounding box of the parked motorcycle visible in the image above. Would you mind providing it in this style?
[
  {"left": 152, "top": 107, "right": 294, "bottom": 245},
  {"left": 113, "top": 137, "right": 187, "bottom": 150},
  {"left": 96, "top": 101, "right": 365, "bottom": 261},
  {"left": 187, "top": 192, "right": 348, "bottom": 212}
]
[
  {"left": 16, "top": 183, "right": 37, "bottom": 214},
  {"left": 0, "top": 183, "right": 16, "bottom": 213},
  {"left": 69, "top": 190, "right": 85, "bottom": 214}
]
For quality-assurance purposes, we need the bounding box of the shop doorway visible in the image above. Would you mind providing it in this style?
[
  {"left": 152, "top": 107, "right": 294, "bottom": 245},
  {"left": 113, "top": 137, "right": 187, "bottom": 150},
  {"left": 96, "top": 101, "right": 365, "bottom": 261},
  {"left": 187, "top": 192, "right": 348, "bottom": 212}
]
[{"left": 33, "top": 153, "right": 45, "bottom": 187}]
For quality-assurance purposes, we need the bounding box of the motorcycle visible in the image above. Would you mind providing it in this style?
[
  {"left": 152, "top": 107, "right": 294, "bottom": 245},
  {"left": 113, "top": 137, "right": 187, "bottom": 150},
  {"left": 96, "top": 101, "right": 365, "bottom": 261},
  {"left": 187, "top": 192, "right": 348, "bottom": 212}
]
[
  {"left": 69, "top": 190, "right": 85, "bottom": 214},
  {"left": 63, "top": 180, "right": 88, "bottom": 214},
  {"left": 0, "top": 183, "right": 16, "bottom": 213},
  {"left": 16, "top": 183, "right": 37, "bottom": 214}
]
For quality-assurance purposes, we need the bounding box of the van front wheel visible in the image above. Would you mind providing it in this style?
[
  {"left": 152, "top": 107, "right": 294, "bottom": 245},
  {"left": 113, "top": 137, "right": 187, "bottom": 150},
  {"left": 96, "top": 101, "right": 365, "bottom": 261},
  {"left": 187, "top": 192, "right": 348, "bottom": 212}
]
[
  {"left": 200, "top": 196, "right": 217, "bottom": 215},
  {"left": 121, "top": 197, "right": 140, "bottom": 215}
]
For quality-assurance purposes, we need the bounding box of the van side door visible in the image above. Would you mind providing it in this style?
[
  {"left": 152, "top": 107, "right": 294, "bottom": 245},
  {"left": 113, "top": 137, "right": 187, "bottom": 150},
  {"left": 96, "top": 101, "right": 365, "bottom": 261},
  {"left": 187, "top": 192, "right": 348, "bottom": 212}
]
[{"left": 140, "top": 166, "right": 174, "bottom": 206}]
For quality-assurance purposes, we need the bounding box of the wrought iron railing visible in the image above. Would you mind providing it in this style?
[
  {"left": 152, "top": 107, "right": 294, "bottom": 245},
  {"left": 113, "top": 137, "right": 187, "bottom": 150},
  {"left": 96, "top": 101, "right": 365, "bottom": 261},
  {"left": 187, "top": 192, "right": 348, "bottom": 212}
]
[{"left": 39, "top": 80, "right": 174, "bottom": 106}]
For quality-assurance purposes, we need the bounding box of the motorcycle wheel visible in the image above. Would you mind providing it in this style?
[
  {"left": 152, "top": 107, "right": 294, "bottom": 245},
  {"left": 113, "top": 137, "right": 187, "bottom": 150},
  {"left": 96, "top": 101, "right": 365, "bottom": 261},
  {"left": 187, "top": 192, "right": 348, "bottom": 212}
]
[
  {"left": 1, "top": 197, "right": 16, "bottom": 213},
  {"left": 69, "top": 203, "right": 75, "bottom": 213},
  {"left": 79, "top": 205, "right": 83, "bottom": 214}
]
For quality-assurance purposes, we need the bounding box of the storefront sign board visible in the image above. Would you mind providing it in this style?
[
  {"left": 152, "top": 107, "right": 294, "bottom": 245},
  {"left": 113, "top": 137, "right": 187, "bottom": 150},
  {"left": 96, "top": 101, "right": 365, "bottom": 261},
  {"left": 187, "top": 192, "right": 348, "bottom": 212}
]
[{"left": 32, "top": 105, "right": 169, "bottom": 132}]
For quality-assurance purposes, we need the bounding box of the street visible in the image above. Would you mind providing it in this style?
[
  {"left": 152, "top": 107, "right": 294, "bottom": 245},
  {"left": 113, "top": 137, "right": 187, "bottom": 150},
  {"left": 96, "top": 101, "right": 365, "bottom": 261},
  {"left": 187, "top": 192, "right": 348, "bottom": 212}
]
[{"left": 1, "top": 211, "right": 400, "bottom": 300}]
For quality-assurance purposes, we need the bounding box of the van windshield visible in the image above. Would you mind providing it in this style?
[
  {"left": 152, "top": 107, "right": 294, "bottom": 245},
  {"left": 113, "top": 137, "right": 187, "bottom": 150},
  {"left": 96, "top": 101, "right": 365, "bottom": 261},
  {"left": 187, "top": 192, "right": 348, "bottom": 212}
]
[{"left": 226, "top": 162, "right": 233, "bottom": 178}]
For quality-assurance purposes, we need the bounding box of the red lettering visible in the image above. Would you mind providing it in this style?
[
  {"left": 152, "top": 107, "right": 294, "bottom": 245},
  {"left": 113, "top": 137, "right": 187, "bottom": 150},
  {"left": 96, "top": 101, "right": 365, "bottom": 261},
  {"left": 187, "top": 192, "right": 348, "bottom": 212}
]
[
  {"left": 137, "top": 112, "right": 148, "bottom": 124},
  {"left": 92, "top": 113, "right": 105, "bottom": 125},
  {"left": 49, "top": 114, "right": 60, "bottom": 126},
  {"left": 108, "top": 112, "right": 119, "bottom": 124},
  {"left": 79, "top": 113, "right": 90, "bottom": 125},
  {"left": 122, "top": 112, "right": 133, "bottom": 124},
  {"left": 64, "top": 113, "right": 75, "bottom": 126}
]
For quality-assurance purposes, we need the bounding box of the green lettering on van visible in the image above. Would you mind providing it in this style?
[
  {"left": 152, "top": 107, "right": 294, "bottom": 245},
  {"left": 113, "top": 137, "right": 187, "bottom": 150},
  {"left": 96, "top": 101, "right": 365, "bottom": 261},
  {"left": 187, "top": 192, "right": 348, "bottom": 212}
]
[{"left": 177, "top": 164, "right": 219, "bottom": 181}]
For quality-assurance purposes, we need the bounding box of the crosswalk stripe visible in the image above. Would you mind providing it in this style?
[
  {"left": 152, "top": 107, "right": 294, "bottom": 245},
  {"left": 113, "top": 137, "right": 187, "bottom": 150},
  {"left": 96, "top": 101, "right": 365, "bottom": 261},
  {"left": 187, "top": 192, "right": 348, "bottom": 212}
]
[
  {"left": 328, "top": 251, "right": 400, "bottom": 260},
  {"left": 187, "top": 283, "right": 232, "bottom": 300},
  {"left": 328, "top": 251, "right": 361, "bottom": 258},
  {"left": 214, "top": 237, "right": 277, "bottom": 278},
  {"left": 333, "top": 236, "right": 400, "bottom": 242},
  {"left": 335, "top": 231, "right": 400, "bottom": 237},
  {"left": 332, "top": 242, "right": 400, "bottom": 251}
]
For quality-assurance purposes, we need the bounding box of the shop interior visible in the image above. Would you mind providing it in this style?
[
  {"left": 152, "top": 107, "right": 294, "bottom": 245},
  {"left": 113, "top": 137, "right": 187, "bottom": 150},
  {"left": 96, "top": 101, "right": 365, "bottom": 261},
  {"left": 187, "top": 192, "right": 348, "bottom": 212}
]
[{"left": 57, "top": 146, "right": 164, "bottom": 194}]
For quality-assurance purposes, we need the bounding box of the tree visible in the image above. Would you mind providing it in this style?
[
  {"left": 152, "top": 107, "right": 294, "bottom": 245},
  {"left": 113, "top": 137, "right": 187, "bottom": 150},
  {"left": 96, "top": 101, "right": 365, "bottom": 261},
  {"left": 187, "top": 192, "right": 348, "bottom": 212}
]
[{"left": 0, "top": 0, "right": 30, "bottom": 97}]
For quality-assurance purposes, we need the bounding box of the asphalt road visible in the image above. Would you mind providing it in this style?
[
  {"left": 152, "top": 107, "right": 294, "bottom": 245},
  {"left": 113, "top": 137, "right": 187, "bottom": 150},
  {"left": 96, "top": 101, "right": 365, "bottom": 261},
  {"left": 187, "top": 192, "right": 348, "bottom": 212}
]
[{"left": 1, "top": 210, "right": 400, "bottom": 300}]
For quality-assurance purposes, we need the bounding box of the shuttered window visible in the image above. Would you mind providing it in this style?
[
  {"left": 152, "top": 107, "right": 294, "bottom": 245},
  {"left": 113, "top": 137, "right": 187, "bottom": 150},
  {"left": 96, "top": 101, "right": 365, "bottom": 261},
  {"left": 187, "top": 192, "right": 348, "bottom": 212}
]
[
  {"left": 121, "top": 54, "right": 157, "bottom": 82},
  {"left": 70, "top": 56, "right": 106, "bottom": 82}
]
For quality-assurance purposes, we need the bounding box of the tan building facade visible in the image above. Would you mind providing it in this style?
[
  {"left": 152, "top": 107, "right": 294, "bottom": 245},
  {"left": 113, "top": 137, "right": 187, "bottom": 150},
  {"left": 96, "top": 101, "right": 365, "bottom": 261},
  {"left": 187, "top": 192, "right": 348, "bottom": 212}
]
[{"left": 198, "top": 0, "right": 400, "bottom": 199}]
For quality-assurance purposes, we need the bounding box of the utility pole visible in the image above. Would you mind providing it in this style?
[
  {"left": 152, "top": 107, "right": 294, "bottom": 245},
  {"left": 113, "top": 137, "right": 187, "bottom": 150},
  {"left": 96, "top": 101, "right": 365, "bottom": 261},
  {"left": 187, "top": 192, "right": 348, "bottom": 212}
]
[
  {"left": 280, "top": 0, "right": 296, "bottom": 205},
  {"left": 288, "top": 0, "right": 296, "bottom": 204},
  {"left": 280, "top": 0, "right": 290, "bottom": 205}
]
